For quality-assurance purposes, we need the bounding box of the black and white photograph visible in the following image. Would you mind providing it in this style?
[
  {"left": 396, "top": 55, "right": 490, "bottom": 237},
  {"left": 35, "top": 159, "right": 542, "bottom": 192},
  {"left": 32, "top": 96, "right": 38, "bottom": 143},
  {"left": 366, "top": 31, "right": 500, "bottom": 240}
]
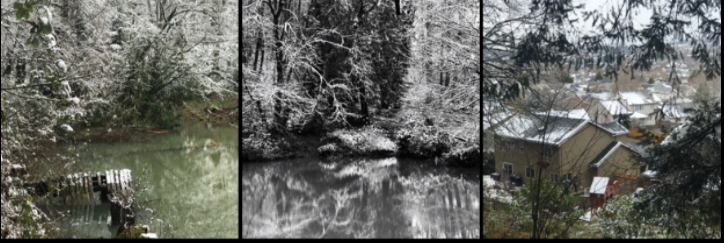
[{"left": 242, "top": 0, "right": 481, "bottom": 239}]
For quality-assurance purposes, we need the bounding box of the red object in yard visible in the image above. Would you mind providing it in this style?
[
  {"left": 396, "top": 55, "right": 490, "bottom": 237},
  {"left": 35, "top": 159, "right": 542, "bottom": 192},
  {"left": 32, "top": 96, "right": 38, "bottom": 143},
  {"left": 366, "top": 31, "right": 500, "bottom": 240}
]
[{"left": 589, "top": 177, "right": 622, "bottom": 215}]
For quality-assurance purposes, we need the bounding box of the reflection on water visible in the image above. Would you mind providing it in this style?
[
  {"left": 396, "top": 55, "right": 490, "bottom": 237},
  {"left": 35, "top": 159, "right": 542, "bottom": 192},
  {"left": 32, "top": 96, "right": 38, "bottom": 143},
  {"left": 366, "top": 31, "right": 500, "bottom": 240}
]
[
  {"left": 43, "top": 124, "right": 239, "bottom": 238},
  {"left": 242, "top": 158, "right": 480, "bottom": 238}
]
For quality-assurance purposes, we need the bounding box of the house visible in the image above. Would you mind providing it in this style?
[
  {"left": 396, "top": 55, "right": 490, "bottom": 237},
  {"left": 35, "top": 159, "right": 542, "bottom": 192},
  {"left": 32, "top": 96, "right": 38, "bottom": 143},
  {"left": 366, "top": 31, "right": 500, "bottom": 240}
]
[
  {"left": 493, "top": 111, "right": 640, "bottom": 196},
  {"left": 647, "top": 83, "right": 675, "bottom": 102},
  {"left": 620, "top": 92, "right": 657, "bottom": 127},
  {"left": 655, "top": 105, "right": 689, "bottom": 130},
  {"left": 588, "top": 99, "right": 632, "bottom": 124},
  {"left": 678, "top": 85, "right": 697, "bottom": 98}
]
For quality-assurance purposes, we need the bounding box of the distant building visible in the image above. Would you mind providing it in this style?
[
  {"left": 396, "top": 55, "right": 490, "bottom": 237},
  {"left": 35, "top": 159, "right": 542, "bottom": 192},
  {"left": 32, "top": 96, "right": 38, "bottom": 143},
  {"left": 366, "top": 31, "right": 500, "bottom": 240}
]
[
  {"left": 620, "top": 92, "right": 658, "bottom": 127},
  {"left": 648, "top": 83, "right": 675, "bottom": 102},
  {"left": 655, "top": 105, "right": 690, "bottom": 131}
]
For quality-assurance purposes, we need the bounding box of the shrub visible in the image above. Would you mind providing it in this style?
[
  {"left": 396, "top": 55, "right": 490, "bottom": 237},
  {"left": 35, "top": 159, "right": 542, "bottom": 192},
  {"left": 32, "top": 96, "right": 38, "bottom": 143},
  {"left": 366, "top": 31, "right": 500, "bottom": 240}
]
[
  {"left": 241, "top": 132, "right": 291, "bottom": 161},
  {"left": 395, "top": 125, "right": 451, "bottom": 158},
  {"left": 319, "top": 126, "right": 397, "bottom": 157}
]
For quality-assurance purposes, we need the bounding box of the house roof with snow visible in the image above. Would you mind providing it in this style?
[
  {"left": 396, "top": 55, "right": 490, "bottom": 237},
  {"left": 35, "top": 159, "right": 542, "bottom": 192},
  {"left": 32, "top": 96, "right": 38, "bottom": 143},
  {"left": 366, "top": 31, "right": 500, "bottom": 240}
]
[
  {"left": 494, "top": 113, "right": 589, "bottom": 146},
  {"left": 533, "top": 109, "right": 590, "bottom": 121},
  {"left": 589, "top": 141, "right": 639, "bottom": 167},
  {"left": 583, "top": 92, "right": 614, "bottom": 101},
  {"left": 662, "top": 122, "right": 689, "bottom": 145},
  {"left": 630, "top": 112, "right": 648, "bottom": 119},
  {"left": 659, "top": 105, "right": 689, "bottom": 119},
  {"left": 593, "top": 122, "right": 629, "bottom": 136},
  {"left": 648, "top": 83, "right": 674, "bottom": 94},
  {"left": 600, "top": 100, "right": 632, "bottom": 116},
  {"left": 590, "top": 177, "right": 610, "bottom": 194},
  {"left": 620, "top": 91, "right": 656, "bottom": 105}
]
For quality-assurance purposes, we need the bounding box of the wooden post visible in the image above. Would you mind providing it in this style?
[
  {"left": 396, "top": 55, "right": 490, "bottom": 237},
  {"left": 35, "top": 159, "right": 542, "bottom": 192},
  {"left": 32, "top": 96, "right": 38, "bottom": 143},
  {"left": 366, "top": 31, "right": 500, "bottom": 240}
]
[
  {"left": 70, "top": 174, "right": 76, "bottom": 204},
  {"left": 114, "top": 170, "right": 121, "bottom": 195},
  {"left": 76, "top": 173, "right": 82, "bottom": 204},
  {"left": 96, "top": 171, "right": 103, "bottom": 191},
  {"left": 84, "top": 172, "right": 90, "bottom": 201},
  {"left": 120, "top": 170, "right": 127, "bottom": 193},
  {"left": 106, "top": 171, "right": 114, "bottom": 195}
]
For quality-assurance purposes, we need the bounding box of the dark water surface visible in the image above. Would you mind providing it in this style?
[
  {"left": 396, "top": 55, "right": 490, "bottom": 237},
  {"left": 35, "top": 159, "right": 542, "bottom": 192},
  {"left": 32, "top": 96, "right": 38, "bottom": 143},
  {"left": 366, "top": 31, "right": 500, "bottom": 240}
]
[
  {"left": 242, "top": 157, "right": 480, "bottom": 238},
  {"left": 39, "top": 124, "right": 238, "bottom": 238}
]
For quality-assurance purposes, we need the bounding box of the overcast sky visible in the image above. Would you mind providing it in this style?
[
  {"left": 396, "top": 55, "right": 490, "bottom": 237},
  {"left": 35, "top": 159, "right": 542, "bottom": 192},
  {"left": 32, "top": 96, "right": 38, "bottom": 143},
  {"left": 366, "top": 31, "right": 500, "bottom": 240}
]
[
  {"left": 573, "top": 0, "right": 720, "bottom": 35},
  {"left": 485, "top": 0, "right": 721, "bottom": 46}
]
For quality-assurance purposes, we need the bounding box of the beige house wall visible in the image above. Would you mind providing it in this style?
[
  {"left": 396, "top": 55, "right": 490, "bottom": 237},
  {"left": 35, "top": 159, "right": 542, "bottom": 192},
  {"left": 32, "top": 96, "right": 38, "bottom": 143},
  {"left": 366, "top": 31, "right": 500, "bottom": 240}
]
[
  {"left": 495, "top": 137, "right": 561, "bottom": 185},
  {"left": 495, "top": 123, "right": 642, "bottom": 195},
  {"left": 597, "top": 147, "right": 641, "bottom": 179}
]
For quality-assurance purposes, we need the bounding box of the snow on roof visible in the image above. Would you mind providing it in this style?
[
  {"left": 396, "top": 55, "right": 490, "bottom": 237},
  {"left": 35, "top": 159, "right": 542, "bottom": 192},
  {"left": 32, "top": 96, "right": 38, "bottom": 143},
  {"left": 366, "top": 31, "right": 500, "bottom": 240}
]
[
  {"left": 651, "top": 93, "right": 662, "bottom": 103},
  {"left": 630, "top": 112, "right": 648, "bottom": 119},
  {"left": 648, "top": 83, "right": 673, "bottom": 93},
  {"left": 534, "top": 109, "right": 590, "bottom": 121},
  {"left": 484, "top": 111, "right": 512, "bottom": 131},
  {"left": 660, "top": 105, "right": 689, "bottom": 119},
  {"left": 662, "top": 122, "right": 689, "bottom": 145},
  {"left": 593, "top": 122, "right": 629, "bottom": 136},
  {"left": 642, "top": 170, "right": 658, "bottom": 178},
  {"left": 590, "top": 177, "right": 610, "bottom": 194},
  {"left": 590, "top": 142, "right": 623, "bottom": 167},
  {"left": 600, "top": 100, "right": 631, "bottom": 116},
  {"left": 587, "top": 92, "right": 614, "bottom": 100},
  {"left": 494, "top": 113, "right": 589, "bottom": 146},
  {"left": 620, "top": 92, "right": 656, "bottom": 105}
]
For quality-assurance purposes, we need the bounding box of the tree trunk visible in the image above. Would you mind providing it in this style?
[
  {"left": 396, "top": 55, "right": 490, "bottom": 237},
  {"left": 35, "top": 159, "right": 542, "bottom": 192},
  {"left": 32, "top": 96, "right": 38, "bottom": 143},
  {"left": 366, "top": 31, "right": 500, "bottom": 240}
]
[
  {"left": 444, "top": 72, "right": 451, "bottom": 87},
  {"left": 271, "top": 0, "right": 289, "bottom": 132},
  {"left": 359, "top": 80, "right": 369, "bottom": 124}
]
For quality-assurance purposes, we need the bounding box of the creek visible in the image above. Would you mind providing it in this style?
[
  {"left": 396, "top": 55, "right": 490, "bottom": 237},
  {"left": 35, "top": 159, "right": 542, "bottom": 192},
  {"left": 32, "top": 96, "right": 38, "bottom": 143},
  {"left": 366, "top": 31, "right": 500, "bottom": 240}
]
[
  {"left": 37, "top": 124, "right": 239, "bottom": 238},
  {"left": 242, "top": 157, "right": 480, "bottom": 238}
]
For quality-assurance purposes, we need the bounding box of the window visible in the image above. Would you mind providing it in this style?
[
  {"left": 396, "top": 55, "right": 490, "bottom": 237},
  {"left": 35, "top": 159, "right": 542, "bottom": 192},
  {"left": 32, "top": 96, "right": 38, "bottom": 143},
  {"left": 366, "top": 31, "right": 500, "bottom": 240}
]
[
  {"left": 501, "top": 141, "right": 515, "bottom": 152},
  {"left": 503, "top": 163, "right": 513, "bottom": 177},
  {"left": 519, "top": 141, "right": 525, "bottom": 150},
  {"left": 635, "top": 105, "right": 643, "bottom": 111},
  {"left": 563, "top": 173, "right": 573, "bottom": 182},
  {"left": 526, "top": 167, "right": 535, "bottom": 179},
  {"left": 639, "top": 120, "right": 645, "bottom": 127},
  {"left": 550, "top": 174, "right": 559, "bottom": 182},
  {"left": 543, "top": 148, "right": 554, "bottom": 158}
]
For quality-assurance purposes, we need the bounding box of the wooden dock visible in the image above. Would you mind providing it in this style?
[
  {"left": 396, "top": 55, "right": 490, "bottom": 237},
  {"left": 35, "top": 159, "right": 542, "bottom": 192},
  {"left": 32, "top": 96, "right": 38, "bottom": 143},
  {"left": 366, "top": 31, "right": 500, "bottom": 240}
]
[{"left": 26, "top": 169, "right": 137, "bottom": 237}]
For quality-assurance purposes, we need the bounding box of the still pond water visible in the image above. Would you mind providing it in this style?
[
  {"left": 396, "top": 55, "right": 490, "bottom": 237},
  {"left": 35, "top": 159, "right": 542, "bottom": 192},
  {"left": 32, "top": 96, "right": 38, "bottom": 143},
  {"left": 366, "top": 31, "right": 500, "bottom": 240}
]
[
  {"left": 38, "top": 124, "right": 239, "bottom": 238},
  {"left": 242, "top": 157, "right": 481, "bottom": 238}
]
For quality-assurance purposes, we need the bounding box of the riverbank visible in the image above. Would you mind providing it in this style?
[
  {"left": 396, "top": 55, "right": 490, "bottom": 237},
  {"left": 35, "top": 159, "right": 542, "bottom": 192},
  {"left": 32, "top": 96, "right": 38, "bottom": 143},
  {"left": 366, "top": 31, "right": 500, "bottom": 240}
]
[
  {"left": 2, "top": 95, "right": 238, "bottom": 239},
  {"left": 241, "top": 106, "right": 480, "bottom": 167}
]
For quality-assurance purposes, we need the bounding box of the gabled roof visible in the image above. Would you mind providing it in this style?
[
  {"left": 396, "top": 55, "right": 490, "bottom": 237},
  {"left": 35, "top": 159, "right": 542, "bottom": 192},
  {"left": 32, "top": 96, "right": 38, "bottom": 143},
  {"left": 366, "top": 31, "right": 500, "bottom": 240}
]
[
  {"left": 494, "top": 113, "right": 589, "bottom": 147},
  {"left": 533, "top": 109, "right": 590, "bottom": 121},
  {"left": 593, "top": 122, "right": 629, "bottom": 136},
  {"left": 620, "top": 92, "right": 656, "bottom": 105},
  {"left": 648, "top": 83, "right": 674, "bottom": 94},
  {"left": 589, "top": 141, "right": 640, "bottom": 168},
  {"left": 590, "top": 177, "right": 610, "bottom": 194},
  {"left": 583, "top": 92, "right": 614, "bottom": 101},
  {"left": 600, "top": 100, "right": 632, "bottom": 116},
  {"left": 590, "top": 142, "right": 621, "bottom": 167},
  {"left": 660, "top": 105, "right": 689, "bottom": 119}
]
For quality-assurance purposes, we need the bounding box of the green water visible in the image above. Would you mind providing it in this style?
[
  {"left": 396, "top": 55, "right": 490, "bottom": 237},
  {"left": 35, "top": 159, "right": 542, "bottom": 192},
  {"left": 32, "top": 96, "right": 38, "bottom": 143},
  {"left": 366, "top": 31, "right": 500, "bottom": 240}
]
[
  {"left": 242, "top": 157, "right": 481, "bottom": 238},
  {"left": 46, "top": 124, "right": 239, "bottom": 238}
]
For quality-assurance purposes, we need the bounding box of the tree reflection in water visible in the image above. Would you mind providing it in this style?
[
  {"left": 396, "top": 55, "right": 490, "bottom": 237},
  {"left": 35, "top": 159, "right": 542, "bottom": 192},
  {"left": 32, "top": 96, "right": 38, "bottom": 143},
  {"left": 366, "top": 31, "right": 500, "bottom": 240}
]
[{"left": 242, "top": 157, "right": 480, "bottom": 238}]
